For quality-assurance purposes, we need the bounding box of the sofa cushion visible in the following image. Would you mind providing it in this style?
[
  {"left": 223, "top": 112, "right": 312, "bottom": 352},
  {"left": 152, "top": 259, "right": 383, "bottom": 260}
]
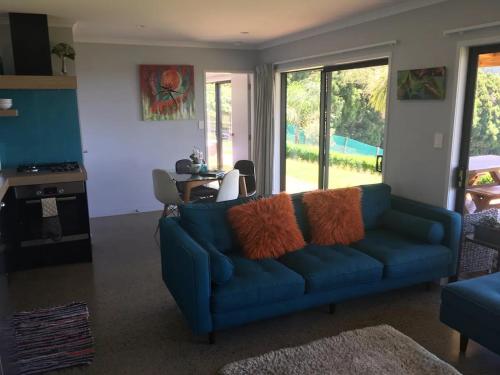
[
  {"left": 211, "top": 254, "right": 305, "bottom": 313},
  {"left": 361, "top": 183, "right": 391, "bottom": 230},
  {"left": 441, "top": 273, "right": 500, "bottom": 333},
  {"left": 179, "top": 198, "right": 253, "bottom": 253},
  {"left": 279, "top": 244, "right": 384, "bottom": 293},
  {"left": 227, "top": 193, "right": 305, "bottom": 260},
  {"left": 198, "top": 240, "right": 234, "bottom": 285},
  {"left": 382, "top": 209, "right": 444, "bottom": 245},
  {"left": 352, "top": 229, "right": 451, "bottom": 279},
  {"left": 303, "top": 188, "right": 364, "bottom": 246}
]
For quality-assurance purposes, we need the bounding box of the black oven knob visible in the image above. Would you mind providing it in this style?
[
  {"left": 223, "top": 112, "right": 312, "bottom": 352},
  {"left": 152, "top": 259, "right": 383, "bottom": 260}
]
[
  {"left": 36, "top": 190, "right": 42, "bottom": 196},
  {"left": 58, "top": 188, "right": 65, "bottom": 194}
]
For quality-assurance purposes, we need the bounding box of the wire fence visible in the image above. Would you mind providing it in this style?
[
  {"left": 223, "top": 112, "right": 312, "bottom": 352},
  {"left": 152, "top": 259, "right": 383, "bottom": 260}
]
[{"left": 286, "top": 124, "right": 383, "bottom": 156}]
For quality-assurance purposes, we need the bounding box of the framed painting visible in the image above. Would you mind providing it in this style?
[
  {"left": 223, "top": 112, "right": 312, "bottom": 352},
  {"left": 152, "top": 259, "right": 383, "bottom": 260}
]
[
  {"left": 397, "top": 66, "right": 446, "bottom": 100},
  {"left": 139, "top": 64, "right": 195, "bottom": 120}
]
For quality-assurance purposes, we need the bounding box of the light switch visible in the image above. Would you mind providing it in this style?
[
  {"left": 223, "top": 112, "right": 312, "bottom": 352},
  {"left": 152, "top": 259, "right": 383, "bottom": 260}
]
[
  {"left": 433, "top": 133, "right": 443, "bottom": 149},
  {"left": 198, "top": 120, "right": 205, "bottom": 130}
]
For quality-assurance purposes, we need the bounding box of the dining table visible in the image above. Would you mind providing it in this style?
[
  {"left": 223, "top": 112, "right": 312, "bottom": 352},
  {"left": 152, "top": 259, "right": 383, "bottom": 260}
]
[
  {"left": 466, "top": 155, "right": 500, "bottom": 211},
  {"left": 169, "top": 171, "right": 248, "bottom": 202}
]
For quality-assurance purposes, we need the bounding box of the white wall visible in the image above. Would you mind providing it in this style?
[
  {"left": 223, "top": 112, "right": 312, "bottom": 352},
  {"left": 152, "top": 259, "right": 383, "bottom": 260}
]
[
  {"left": 74, "top": 0, "right": 500, "bottom": 216},
  {"left": 259, "top": 0, "right": 500, "bottom": 208},
  {"left": 75, "top": 42, "right": 257, "bottom": 217}
]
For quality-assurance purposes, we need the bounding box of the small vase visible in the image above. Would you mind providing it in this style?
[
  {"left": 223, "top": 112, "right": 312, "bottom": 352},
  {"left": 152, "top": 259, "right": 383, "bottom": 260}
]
[{"left": 60, "top": 57, "right": 67, "bottom": 75}]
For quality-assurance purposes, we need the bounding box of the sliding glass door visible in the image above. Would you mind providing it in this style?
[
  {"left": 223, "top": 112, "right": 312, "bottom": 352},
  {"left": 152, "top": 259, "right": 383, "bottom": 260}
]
[
  {"left": 455, "top": 44, "right": 500, "bottom": 214},
  {"left": 281, "top": 59, "right": 389, "bottom": 192},
  {"left": 324, "top": 60, "right": 388, "bottom": 188},
  {"left": 283, "top": 70, "right": 322, "bottom": 193}
]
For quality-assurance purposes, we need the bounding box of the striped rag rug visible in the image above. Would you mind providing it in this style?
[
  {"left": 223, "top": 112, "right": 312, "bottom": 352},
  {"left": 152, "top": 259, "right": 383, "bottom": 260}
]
[{"left": 11, "top": 302, "right": 94, "bottom": 375}]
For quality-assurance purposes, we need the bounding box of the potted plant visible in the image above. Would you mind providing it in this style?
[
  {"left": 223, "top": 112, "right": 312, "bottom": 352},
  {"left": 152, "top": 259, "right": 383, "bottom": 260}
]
[
  {"left": 51, "top": 43, "right": 75, "bottom": 75},
  {"left": 475, "top": 216, "right": 500, "bottom": 246},
  {"left": 190, "top": 148, "right": 202, "bottom": 174}
]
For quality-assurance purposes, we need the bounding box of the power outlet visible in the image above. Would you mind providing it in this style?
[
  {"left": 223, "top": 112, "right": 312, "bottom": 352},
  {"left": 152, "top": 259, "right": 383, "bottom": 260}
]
[{"left": 433, "top": 133, "right": 444, "bottom": 149}]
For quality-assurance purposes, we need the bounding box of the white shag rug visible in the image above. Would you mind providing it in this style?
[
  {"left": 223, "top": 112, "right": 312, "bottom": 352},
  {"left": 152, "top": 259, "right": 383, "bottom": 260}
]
[{"left": 219, "top": 325, "right": 461, "bottom": 375}]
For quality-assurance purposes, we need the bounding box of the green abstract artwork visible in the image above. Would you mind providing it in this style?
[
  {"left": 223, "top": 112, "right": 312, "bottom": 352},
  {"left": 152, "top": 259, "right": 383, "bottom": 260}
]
[{"left": 397, "top": 67, "right": 446, "bottom": 100}]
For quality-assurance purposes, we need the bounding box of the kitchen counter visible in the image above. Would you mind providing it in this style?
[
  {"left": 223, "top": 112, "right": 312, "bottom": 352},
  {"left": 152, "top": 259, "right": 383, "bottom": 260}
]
[{"left": 0, "top": 164, "right": 87, "bottom": 201}]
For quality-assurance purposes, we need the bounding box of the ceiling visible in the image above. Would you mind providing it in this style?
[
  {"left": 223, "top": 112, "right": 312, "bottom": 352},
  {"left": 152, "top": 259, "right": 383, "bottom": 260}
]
[{"left": 0, "top": 0, "right": 446, "bottom": 49}]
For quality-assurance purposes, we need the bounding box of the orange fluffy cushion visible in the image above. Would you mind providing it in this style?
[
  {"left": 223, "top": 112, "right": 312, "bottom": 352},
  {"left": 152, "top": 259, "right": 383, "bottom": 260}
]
[
  {"left": 302, "top": 187, "right": 364, "bottom": 245},
  {"left": 227, "top": 193, "right": 306, "bottom": 260}
]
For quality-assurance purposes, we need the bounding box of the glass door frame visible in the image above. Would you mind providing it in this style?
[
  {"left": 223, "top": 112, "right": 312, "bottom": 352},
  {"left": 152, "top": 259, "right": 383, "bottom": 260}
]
[
  {"left": 454, "top": 43, "right": 500, "bottom": 213},
  {"left": 280, "top": 58, "right": 389, "bottom": 192}
]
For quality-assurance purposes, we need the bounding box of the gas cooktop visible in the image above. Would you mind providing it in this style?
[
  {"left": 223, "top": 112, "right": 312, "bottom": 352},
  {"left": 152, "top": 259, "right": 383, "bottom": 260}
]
[{"left": 17, "top": 162, "right": 80, "bottom": 174}]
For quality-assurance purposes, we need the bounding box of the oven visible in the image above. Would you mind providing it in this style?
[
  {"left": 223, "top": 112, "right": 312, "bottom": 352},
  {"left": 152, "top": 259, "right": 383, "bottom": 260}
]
[{"left": 9, "top": 181, "right": 92, "bottom": 270}]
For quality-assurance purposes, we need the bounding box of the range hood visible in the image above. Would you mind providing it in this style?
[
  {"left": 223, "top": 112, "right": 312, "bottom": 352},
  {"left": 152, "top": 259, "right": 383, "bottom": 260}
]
[{"left": 9, "top": 13, "right": 52, "bottom": 75}]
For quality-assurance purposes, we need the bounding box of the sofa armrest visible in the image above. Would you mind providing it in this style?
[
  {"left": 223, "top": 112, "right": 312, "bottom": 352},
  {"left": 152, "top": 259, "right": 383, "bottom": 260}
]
[
  {"left": 391, "top": 195, "right": 462, "bottom": 276},
  {"left": 160, "top": 217, "right": 212, "bottom": 335}
]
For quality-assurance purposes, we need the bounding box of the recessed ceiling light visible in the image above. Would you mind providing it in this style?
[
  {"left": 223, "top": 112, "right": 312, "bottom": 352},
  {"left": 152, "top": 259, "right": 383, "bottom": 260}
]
[
  {"left": 137, "top": 24, "right": 145, "bottom": 29},
  {"left": 240, "top": 31, "right": 249, "bottom": 34}
]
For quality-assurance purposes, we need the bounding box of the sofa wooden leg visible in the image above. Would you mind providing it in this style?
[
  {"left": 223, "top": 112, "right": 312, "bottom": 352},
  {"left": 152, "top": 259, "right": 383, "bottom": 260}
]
[
  {"left": 208, "top": 332, "right": 215, "bottom": 345},
  {"left": 329, "top": 303, "right": 336, "bottom": 315},
  {"left": 460, "top": 334, "right": 468, "bottom": 354}
]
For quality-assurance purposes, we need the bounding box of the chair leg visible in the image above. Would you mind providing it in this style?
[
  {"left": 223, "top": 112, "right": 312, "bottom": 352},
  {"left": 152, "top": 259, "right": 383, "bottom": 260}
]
[
  {"left": 329, "top": 303, "right": 336, "bottom": 315},
  {"left": 165, "top": 205, "right": 179, "bottom": 217},
  {"left": 460, "top": 334, "right": 469, "bottom": 354},
  {"left": 208, "top": 332, "right": 215, "bottom": 345}
]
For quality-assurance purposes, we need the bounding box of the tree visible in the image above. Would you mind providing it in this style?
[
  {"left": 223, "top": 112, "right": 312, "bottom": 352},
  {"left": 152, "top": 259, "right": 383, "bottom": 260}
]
[
  {"left": 470, "top": 70, "right": 500, "bottom": 156},
  {"left": 286, "top": 71, "right": 321, "bottom": 144},
  {"left": 329, "top": 67, "right": 387, "bottom": 147},
  {"left": 285, "top": 66, "right": 388, "bottom": 148}
]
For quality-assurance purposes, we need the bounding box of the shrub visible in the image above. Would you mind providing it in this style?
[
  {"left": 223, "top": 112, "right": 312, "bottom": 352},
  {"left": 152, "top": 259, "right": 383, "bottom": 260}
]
[
  {"left": 475, "top": 174, "right": 494, "bottom": 186},
  {"left": 286, "top": 144, "right": 378, "bottom": 173}
]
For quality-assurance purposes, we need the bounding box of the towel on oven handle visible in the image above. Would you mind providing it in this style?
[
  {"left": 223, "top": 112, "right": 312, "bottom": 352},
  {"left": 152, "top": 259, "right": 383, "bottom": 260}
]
[
  {"left": 41, "top": 198, "right": 62, "bottom": 241},
  {"left": 41, "top": 197, "right": 58, "bottom": 218}
]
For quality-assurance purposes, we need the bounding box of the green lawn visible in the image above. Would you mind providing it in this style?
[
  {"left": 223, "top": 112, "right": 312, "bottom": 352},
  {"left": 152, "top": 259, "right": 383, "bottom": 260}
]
[{"left": 285, "top": 158, "right": 382, "bottom": 193}]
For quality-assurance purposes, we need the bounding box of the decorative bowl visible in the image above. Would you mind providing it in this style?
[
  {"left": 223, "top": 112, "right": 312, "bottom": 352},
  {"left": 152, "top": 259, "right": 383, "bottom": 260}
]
[
  {"left": 191, "top": 163, "right": 201, "bottom": 174},
  {"left": 0, "top": 99, "right": 12, "bottom": 110}
]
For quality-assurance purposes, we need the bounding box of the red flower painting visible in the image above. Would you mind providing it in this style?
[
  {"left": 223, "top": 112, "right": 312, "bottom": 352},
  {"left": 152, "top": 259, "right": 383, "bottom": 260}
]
[{"left": 139, "top": 65, "right": 195, "bottom": 120}]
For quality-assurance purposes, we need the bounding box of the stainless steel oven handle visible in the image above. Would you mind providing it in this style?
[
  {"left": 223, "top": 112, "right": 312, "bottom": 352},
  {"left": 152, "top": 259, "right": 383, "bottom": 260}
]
[
  {"left": 20, "top": 233, "right": 90, "bottom": 248},
  {"left": 25, "top": 196, "right": 78, "bottom": 204}
]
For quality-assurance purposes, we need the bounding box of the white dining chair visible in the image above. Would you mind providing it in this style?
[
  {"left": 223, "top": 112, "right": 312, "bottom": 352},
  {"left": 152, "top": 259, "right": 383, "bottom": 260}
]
[
  {"left": 216, "top": 169, "right": 240, "bottom": 202},
  {"left": 152, "top": 169, "right": 183, "bottom": 217}
]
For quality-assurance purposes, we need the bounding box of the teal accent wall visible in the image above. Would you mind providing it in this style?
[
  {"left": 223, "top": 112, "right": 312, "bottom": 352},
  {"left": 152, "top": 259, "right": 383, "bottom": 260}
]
[{"left": 0, "top": 89, "right": 83, "bottom": 168}]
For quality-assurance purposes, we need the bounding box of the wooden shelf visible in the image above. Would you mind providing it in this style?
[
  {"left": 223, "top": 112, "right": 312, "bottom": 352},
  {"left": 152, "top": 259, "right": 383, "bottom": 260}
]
[
  {"left": 0, "top": 109, "right": 18, "bottom": 117},
  {"left": 0, "top": 75, "right": 77, "bottom": 90}
]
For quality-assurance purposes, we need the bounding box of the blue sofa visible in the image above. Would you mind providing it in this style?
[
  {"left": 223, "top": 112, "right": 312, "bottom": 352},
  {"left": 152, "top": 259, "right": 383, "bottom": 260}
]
[{"left": 160, "top": 183, "right": 461, "bottom": 342}]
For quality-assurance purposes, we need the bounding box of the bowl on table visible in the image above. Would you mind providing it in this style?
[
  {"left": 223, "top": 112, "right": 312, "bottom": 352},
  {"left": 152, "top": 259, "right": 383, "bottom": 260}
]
[
  {"left": 191, "top": 163, "right": 201, "bottom": 174},
  {"left": 0, "top": 99, "right": 12, "bottom": 110}
]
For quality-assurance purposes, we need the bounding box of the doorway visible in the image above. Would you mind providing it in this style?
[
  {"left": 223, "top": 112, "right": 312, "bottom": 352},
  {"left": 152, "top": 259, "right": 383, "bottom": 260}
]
[
  {"left": 455, "top": 44, "right": 500, "bottom": 215},
  {"left": 205, "top": 72, "right": 252, "bottom": 171},
  {"left": 280, "top": 59, "right": 389, "bottom": 193}
]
